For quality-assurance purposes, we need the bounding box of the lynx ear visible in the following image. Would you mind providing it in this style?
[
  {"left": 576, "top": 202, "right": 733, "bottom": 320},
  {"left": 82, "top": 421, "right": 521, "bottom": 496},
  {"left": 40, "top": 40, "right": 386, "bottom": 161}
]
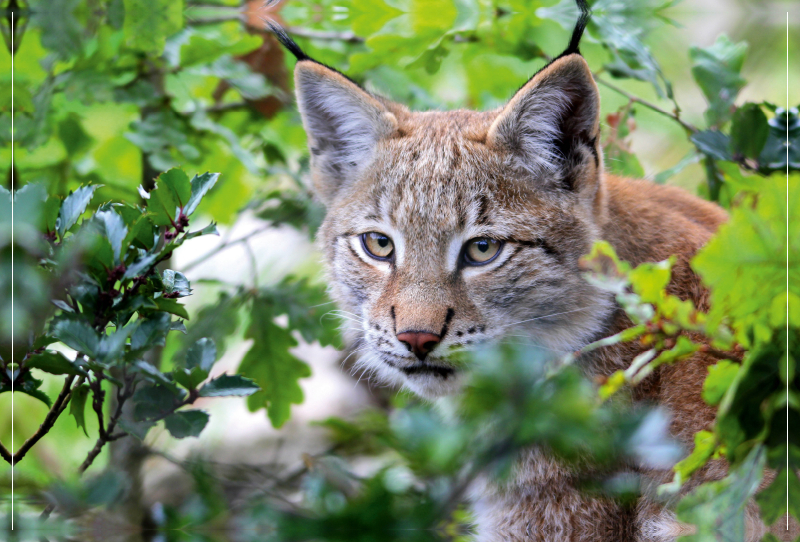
[
  {"left": 294, "top": 61, "right": 399, "bottom": 204},
  {"left": 487, "top": 54, "right": 601, "bottom": 191}
]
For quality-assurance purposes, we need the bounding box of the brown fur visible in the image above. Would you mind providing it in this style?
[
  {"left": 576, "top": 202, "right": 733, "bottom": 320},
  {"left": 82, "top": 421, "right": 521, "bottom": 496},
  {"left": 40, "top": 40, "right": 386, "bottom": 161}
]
[{"left": 290, "top": 54, "right": 785, "bottom": 540}]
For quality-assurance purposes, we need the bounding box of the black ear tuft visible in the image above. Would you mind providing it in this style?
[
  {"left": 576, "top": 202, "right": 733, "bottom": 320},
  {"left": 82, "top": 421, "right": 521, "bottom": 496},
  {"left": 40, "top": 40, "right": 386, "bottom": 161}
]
[
  {"left": 265, "top": 20, "right": 311, "bottom": 62},
  {"left": 558, "top": 0, "right": 592, "bottom": 58}
]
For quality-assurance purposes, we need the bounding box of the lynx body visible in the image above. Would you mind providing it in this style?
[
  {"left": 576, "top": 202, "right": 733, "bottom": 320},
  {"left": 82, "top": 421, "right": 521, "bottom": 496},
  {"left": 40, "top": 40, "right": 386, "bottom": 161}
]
[{"left": 288, "top": 46, "right": 743, "bottom": 540}]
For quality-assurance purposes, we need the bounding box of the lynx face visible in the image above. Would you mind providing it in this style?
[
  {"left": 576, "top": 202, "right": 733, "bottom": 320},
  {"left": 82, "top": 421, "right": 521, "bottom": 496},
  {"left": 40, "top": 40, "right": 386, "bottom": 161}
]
[{"left": 295, "top": 56, "right": 616, "bottom": 398}]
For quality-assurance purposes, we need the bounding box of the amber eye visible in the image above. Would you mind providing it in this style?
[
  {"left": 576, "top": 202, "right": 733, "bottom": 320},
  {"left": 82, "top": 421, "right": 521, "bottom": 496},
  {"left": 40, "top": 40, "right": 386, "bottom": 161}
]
[
  {"left": 361, "top": 232, "right": 394, "bottom": 260},
  {"left": 464, "top": 238, "right": 502, "bottom": 265}
]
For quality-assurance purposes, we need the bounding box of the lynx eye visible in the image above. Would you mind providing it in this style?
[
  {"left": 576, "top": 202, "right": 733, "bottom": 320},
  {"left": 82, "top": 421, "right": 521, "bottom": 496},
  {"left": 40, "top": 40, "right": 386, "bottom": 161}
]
[
  {"left": 464, "top": 238, "right": 502, "bottom": 265},
  {"left": 361, "top": 232, "right": 394, "bottom": 261}
]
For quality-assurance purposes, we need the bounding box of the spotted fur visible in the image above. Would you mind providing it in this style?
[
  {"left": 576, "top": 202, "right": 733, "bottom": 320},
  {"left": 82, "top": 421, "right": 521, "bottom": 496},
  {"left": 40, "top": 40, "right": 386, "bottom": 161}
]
[{"left": 288, "top": 55, "right": 790, "bottom": 540}]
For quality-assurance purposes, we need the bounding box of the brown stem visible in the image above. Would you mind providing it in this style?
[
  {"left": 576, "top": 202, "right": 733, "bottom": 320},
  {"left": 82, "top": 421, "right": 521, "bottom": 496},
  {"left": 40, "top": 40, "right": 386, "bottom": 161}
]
[
  {"left": 10, "top": 376, "right": 76, "bottom": 466},
  {"left": 77, "top": 377, "right": 135, "bottom": 474},
  {"left": 595, "top": 77, "right": 698, "bottom": 134},
  {"left": 0, "top": 442, "right": 11, "bottom": 464}
]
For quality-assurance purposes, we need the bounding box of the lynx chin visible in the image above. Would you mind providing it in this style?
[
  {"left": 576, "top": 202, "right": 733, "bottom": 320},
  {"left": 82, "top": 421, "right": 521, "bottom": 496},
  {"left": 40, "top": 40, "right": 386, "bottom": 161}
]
[{"left": 264, "top": 17, "right": 768, "bottom": 542}]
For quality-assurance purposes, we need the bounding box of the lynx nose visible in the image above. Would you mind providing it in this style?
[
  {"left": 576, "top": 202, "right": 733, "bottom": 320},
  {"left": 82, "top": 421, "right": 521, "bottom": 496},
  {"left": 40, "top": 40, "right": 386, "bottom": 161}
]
[{"left": 396, "top": 331, "right": 441, "bottom": 361}]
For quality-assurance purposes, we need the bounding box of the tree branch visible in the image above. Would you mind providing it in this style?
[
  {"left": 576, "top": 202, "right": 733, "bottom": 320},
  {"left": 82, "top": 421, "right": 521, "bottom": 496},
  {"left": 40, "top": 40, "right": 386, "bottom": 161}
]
[
  {"left": 0, "top": 442, "right": 11, "bottom": 464},
  {"left": 181, "top": 225, "right": 273, "bottom": 273},
  {"left": 595, "top": 76, "right": 698, "bottom": 134},
  {"left": 10, "top": 376, "right": 77, "bottom": 466}
]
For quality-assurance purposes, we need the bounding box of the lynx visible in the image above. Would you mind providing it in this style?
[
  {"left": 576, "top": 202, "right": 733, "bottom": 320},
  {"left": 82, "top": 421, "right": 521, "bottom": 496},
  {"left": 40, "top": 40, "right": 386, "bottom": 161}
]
[{"left": 268, "top": 20, "right": 781, "bottom": 542}]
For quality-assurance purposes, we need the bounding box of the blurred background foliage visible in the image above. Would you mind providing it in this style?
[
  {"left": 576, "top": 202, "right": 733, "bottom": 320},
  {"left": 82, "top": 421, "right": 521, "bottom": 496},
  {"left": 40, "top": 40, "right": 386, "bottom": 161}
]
[{"left": 0, "top": 0, "right": 798, "bottom": 541}]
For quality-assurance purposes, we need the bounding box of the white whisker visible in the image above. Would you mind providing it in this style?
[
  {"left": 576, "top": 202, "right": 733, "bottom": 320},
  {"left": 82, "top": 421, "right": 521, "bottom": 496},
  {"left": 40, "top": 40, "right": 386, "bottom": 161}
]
[{"left": 499, "top": 306, "right": 599, "bottom": 329}]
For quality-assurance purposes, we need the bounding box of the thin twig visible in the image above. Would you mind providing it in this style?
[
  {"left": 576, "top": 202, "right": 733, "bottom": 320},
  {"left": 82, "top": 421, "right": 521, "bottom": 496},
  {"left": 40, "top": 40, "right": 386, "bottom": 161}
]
[
  {"left": 286, "top": 26, "right": 363, "bottom": 43},
  {"left": 0, "top": 442, "right": 10, "bottom": 463},
  {"left": 181, "top": 225, "right": 273, "bottom": 273},
  {"left": 10, "top": 376, "right": 77, "bottom": 466},
  {"left": 595, "top": 76, "right": 698, "bottom": 134}
]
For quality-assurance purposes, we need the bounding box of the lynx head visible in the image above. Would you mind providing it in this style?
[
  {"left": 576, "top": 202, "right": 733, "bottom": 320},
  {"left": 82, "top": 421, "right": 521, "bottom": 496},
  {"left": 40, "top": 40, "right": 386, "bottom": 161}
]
[
  {"left": 286, "top": 51, "right": 617, "bottom": 399},
  {"left": 259, "top": 0, "right": 602, "bottom": 396}
]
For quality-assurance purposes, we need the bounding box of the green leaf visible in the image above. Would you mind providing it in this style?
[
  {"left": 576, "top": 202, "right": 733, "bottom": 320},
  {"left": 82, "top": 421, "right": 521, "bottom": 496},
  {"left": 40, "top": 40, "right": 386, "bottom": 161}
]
[
  {"left": 56, "top": 185, "right": 101, "bottom": 238},
  {"left": 153, "top": 297, "right": 189, "bottom": 319},
  {"left": 43, "top": 195, "right": 62, "bottom": 234},
  {"left": 199, "top": 374, "right": 260, "bottom": 397},
  {"left": 702, "top": 360, "right": 739, "bottom": 406},
  {"left": 260, "top": 277, "right": 341, "bottom": 347},
  {"left": 69, "top": 384, "right": 91, "bottom": 437},
  {"left": 162, "top": 269, "right": 192, "bottom": 297},
  {"left": 689, "top": 35, "right": 748, "bottom": 127},
  {"left": 123, "top": 0, "right": 184, "bottom": 55},
  {"left": 693, "top": 174, "right": 799, "bottom": 336},
  {"left": 25, "top": 351, "right": 86, "bottom": 377},
  {"left": 133, "top": 384, "right": 179, "bottom": 421},
  {"left": 690, "top": 130, "right": 732, "bottom": 162},
  {"left": 676, "top": 445, "right": 765, "bottom": 541},
  {"left": 58, "top": 115, "right": 93, "bottom": 155},
  {"left": 148, "top": 168, "right": 191, "bottom": 226},
  {"left": 184, "top": 222, "right": 219, "bottom": 240},
  {"left": 1, "top": 372, "right": 52, "bottom": 407},
  {"left": 94, "top": 210, "right": 128, "bottom": 265},
  {"left": 185, "top": 338, "right": 217, "bottom": 372},
  {"left": 173, "top": 366, "right": 208, "bottom": 390},
  {"left": 238, "top": 301, "right": 312, "bottom": 428},
  {"left": 730, "top": 103, "right": 769, "bottom": 160},
  {"left": 51, "top": 318, "right": 100, "bottom": 357},
  {"left": 184, "top": 172, "right": 220, "bottom": 217},
  {"left": 755, "top": 468, "right": 800, "bottom": 526},
  {"left": 164, "top": 410, "right": 209, "bottom": 438},
  {"left": 131, "top": 313, "right": 172, "bottom": 351},
  {"left": 672, "top": 430, "right": 716, "bottom": 481},
  {"left": 122, "top": 253, "right": 158, "bottom": 280}
]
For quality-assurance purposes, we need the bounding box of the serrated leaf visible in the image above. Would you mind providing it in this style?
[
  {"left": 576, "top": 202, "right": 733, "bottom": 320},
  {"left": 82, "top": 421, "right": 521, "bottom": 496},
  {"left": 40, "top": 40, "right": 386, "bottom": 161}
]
[
  {"left": 132, "top": 384, "right": 179, "bottom": 421},
  {"left": 689, "top": 35, "right": 748, "bottom": 127},
  {"left": 199, "top": 374, "right": 260, "bottom": 397},
  {"left": 56, "top": 185, "right": 101, "bottom": 238},
  {"left": 69, "top": 384, "right": 91, "bottom": 437},
  {"left": 131, "top": 313, "right": 172, "bottom": 351},
  {"left": 43, "top": 195, "right": 62, "bottom": 233},
  {"left": 170, "top": 320, "right": 187, "bottom": 334},
  {"left": 260, "top": 277, "right": 341, "bottom": 347},
  {"left": 173, "top": 366, "right": 208, "bottom": 390},
  {"left": 690, "top": 130, "right": 732, "bottom": 162},
  {"left": 94, "top": 210, "right": 128, "bottom": 264},
  {"left": 164, "top": 409, "right": 209, "bottom": 438},
  {"left": 755, "top": 468, "right": 800, "bottom": 525},
  {"left": 153, "top": 297, "right": 189, "bottom": 319},
  {"left": 184, "top": 221, "right": 219, "bottom": 240},
  {"left": 123, "top": 0, "right": 183, "bottom": 55},
  {"left": 238, "top": 301, "right": 311, "bottom": 428},
  {"left": 122, "top": 253, "right": 158, "bottom": 280},
  {"left": 25, "top": 351, "right": 86, "bottom": 377},
  {"left": 184, "top": 172, "right": 219, "bottom": 216},
  {"left": 162, "top": 269, "right": 192, "bottom": 297},
  {"left": 51, "top": 318, "right": 100, "bottom": 357},
  {"left": 185, "top": 338, "right": 216, "bottom": 372},
  {"left": 730, "top": 103, "right": 769, "bottom": 160}
]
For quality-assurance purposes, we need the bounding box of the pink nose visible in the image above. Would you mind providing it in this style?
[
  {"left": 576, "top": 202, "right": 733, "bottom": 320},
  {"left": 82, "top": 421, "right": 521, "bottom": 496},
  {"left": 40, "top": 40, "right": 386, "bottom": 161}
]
[{"left": 396, "top": 331, "right": 441, "bottom": 361}]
